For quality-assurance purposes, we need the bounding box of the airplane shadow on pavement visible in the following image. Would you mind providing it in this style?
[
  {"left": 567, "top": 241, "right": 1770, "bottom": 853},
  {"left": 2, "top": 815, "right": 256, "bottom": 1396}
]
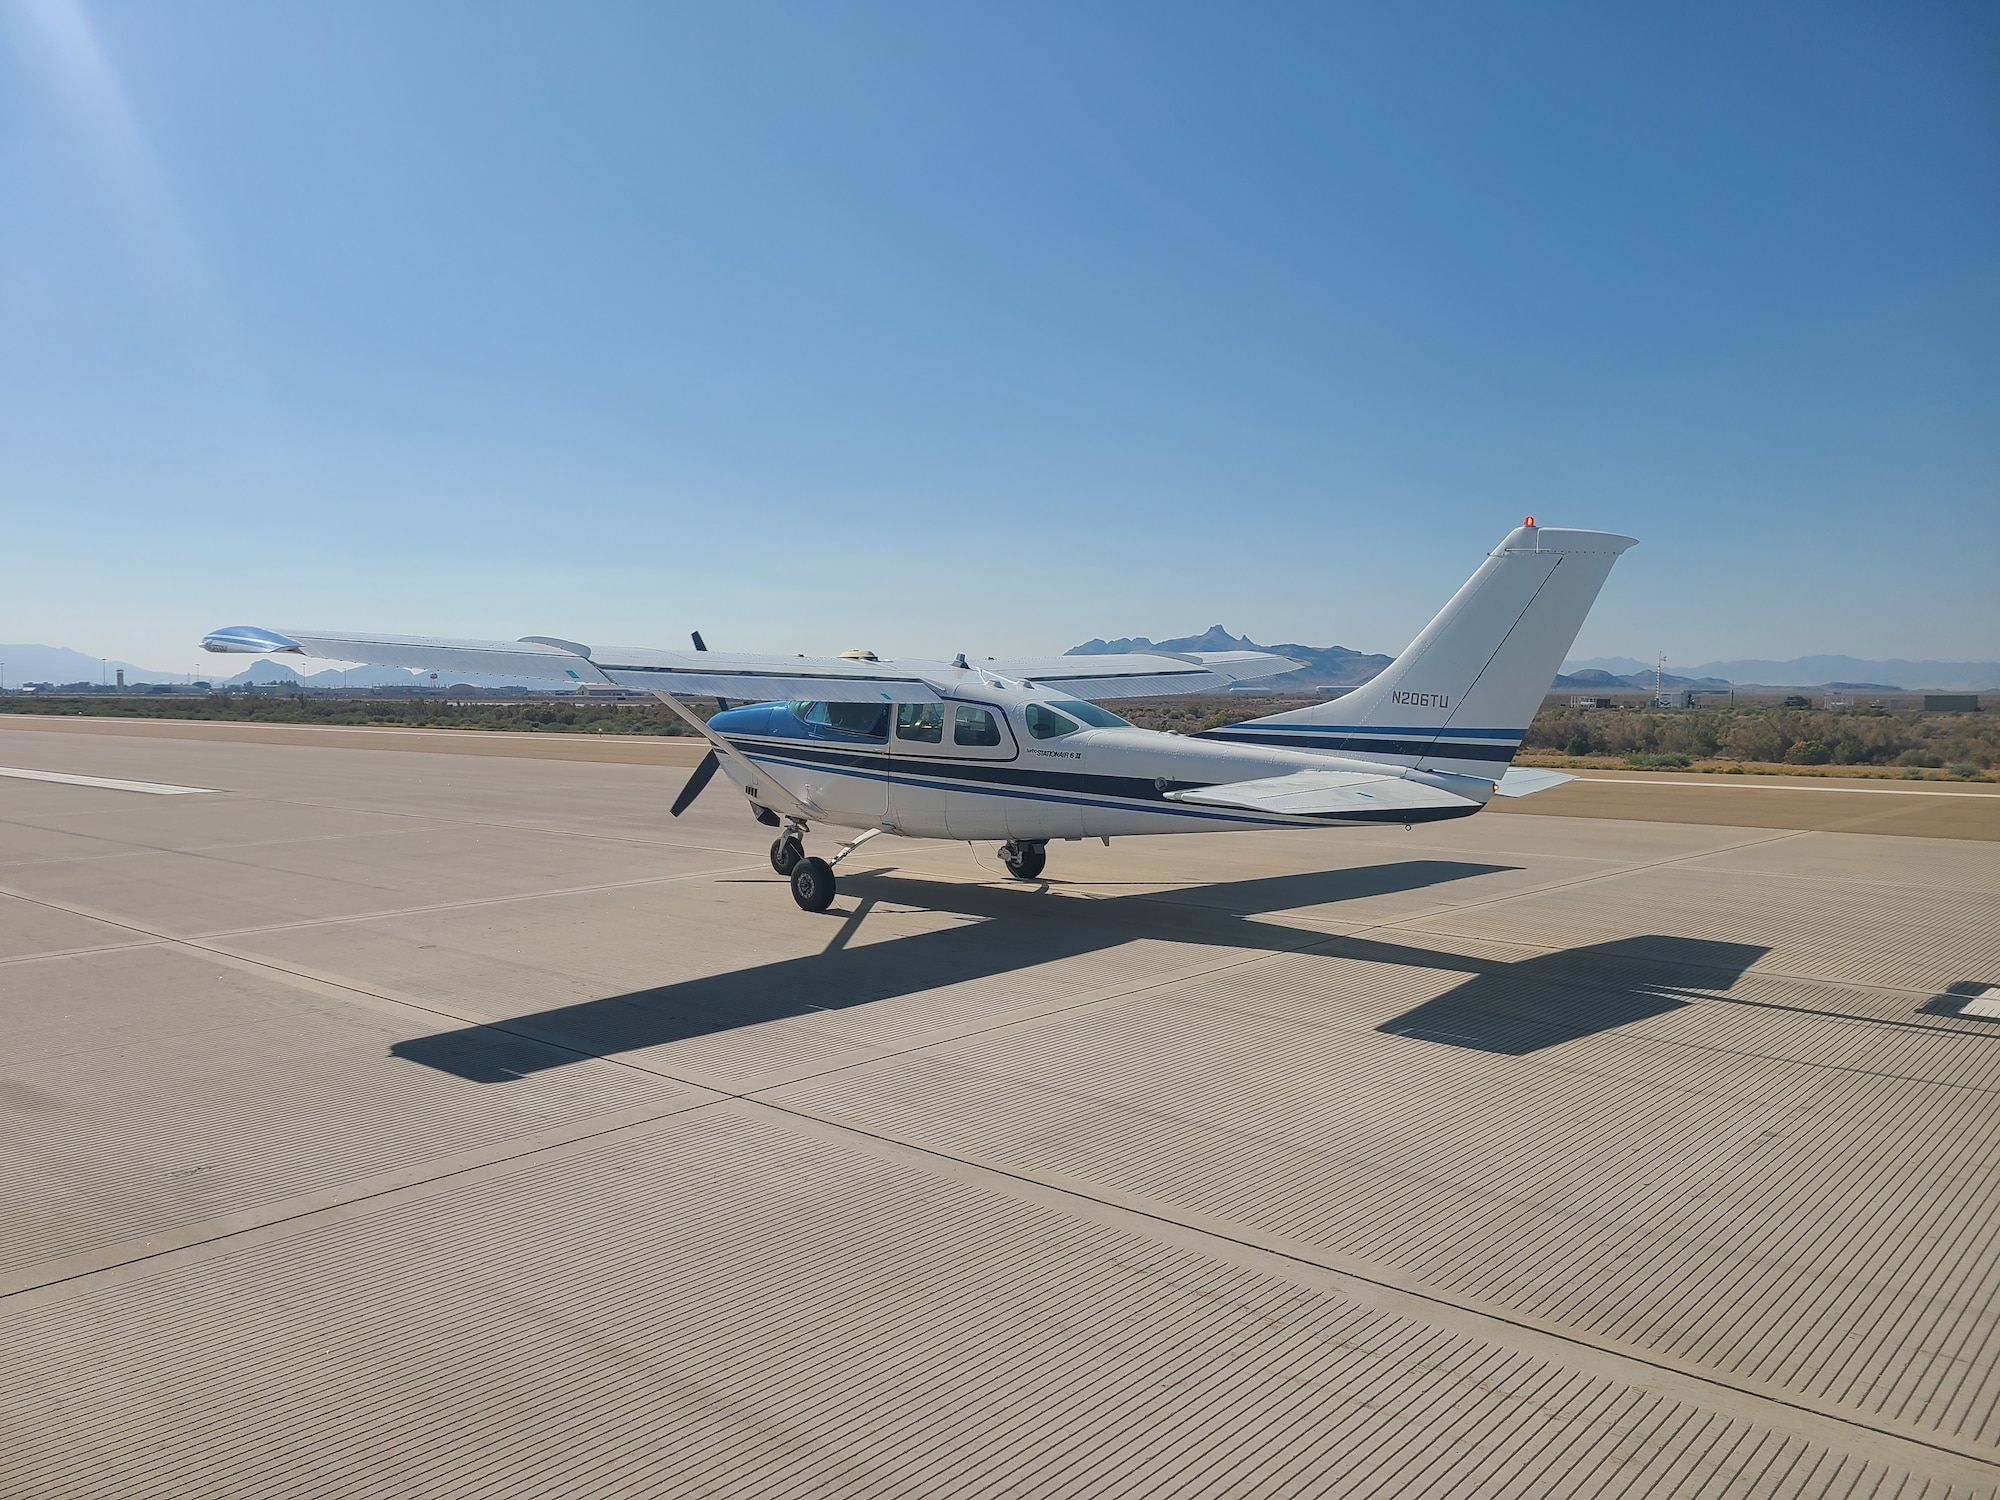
[
  {"left": 389, "top": 858, "right": 1768, "bottom": 1081},
  {"left": 1372, "top": 935, "right": 1767, "bottom": 1054}
]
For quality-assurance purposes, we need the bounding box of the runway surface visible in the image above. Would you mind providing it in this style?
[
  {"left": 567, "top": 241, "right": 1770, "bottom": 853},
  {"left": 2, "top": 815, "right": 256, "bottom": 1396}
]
[{"left": 3, "top": 717, "right": 1998, "bottom": 1497}]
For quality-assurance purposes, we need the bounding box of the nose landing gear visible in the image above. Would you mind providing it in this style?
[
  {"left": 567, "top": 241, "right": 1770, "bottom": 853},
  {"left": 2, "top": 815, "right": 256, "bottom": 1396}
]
[{"left": 999, "top": 840, "right": 1047, "bottom": 880}]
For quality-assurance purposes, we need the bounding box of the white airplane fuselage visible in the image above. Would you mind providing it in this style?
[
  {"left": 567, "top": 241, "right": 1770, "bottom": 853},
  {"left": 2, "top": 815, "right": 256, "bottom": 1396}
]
[{"left": 707, "top": 683, "right": 1495, "bottom": 842}]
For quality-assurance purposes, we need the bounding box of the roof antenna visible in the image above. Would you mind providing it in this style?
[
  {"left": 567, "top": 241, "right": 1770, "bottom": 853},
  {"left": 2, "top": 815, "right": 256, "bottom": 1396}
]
[
  {"left": 951, "top": 652, "right": 968, "bottom": 669},
  {"left": 691, "top": 631, "right": 707, "bottom": 652}
]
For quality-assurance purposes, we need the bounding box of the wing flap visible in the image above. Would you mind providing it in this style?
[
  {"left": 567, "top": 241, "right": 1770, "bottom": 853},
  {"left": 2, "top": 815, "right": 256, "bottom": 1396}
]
[{"left": 1165, "top": 768, "right": 1481, "bottom": 819}]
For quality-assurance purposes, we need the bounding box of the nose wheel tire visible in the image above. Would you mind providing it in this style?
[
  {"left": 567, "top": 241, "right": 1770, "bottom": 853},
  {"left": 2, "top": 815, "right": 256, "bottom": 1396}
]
[
  {"left": 1000, "top": 841, "right": 1047, "bottom": 880},
  {"left": 770, "top": 836, "right": 804, "bottom": 876},
  {"left": 790, "top": 857, "right": 836, "bottom": 912}
]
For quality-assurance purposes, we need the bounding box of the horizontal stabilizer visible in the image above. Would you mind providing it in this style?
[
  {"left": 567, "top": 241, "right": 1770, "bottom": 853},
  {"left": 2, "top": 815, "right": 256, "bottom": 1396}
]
[
  {"left": 1165, "top": 768, "right": 1481, "bottom": 821},
  {"left": 1493, "top": 767, "right": 1575, "bottom": 798}
]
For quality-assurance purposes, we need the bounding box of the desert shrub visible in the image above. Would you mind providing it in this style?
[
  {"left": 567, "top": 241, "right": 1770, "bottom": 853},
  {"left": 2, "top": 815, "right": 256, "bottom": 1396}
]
[
  {"left": 1520, "top": 704, "right": 1995, "bottom": 772},
  {"left": 1626, "top": 752, "right": 1690, "bottom": 769}
]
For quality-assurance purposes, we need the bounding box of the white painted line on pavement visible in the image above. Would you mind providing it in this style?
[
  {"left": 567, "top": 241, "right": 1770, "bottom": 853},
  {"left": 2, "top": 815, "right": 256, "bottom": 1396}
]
[
  {"left": 0, "top": 767, "right": 221, "bottom": 796},
  {"left": 1566, "top": 777, "right": 2000, "bottom": 798}
]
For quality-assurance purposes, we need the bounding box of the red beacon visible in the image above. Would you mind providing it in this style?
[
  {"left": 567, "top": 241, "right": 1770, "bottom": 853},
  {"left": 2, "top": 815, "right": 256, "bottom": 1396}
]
[{"left": 1524, "top": 516, "right": 1536, "bottom": 528}]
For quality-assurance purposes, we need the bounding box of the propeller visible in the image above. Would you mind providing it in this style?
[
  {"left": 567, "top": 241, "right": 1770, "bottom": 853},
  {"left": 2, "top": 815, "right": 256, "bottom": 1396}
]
[
  {"left": 670, "top": 627, "right": 729, "bottom": 817},
  {"left": 691, "top": 629, "right": 726, "bottom": 711},
  {"left": 670, "top": 748, "right": 721, "bottom": 817}
]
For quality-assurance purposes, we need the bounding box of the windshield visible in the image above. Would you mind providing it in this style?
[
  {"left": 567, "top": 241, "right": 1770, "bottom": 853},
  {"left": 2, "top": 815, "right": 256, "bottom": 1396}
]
[
  {"left": 1024, "top": 703, "right": 1079, "bottom": 739},
  {"left": 1049, "top": 700, "right": 1128, "bottom": 729}
]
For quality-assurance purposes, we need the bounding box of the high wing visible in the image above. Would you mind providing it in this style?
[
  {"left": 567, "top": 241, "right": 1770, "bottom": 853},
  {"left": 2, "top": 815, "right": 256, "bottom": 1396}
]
[
  {"left": 200, "top": 627, "right": 1300, "bottom": 702},
  {"left": 199, "top": 627, "right": 614, "bottom": 683},
  {"left": 1164, "top": 767, "right": 1484, "bottom": 820}
]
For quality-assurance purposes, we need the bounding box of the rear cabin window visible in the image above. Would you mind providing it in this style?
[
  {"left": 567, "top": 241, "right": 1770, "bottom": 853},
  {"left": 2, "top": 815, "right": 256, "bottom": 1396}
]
[
  {"left": 953, "top": 706, "right": 1002, "bottom": 747},
  {"left": 895, "top": 703, "right": 944, "bottom": 743},
  {"left": 1024, "top": 704, "right": 1080, "bottom": 739},
  {"left": 787, "top": 700, "right": 888, "bottom": 741}
]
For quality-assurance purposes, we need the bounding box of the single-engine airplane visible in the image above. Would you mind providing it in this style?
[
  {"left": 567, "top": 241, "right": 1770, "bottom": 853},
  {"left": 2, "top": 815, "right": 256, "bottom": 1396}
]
[{"left": 204, "top": 521, "right": 1633, "bottom": 911}]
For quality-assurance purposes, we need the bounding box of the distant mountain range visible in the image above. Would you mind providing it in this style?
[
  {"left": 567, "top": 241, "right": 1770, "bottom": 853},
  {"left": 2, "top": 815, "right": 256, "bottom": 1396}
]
[
  {"left": 0, "top": 644, "right": 181, "bottom": 688},
  {"left": 7, "top": 635, "right": 1995, "bottom": 696},
  {"left": 0, "top": 643, "right": 549, "bottom": 691},
  {"left": 1068, "top": 626, "right": 1391, "bottom": 691},
  {"left": 1563, "top": 656, "right": 2000, "bottom": 691},
  {"left": 1065, "top": 633, "right": 2000, "bottom": 693}
]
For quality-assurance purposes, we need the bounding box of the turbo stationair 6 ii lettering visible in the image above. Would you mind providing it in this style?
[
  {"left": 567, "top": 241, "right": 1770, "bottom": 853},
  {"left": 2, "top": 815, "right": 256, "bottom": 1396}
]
[{"left": 204, "top": 521, "right": 1635, "bottom": 911}]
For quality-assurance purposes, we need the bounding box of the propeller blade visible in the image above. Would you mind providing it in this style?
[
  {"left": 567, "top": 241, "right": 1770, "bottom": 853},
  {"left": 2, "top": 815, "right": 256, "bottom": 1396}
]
[
  {"left": 669, "top": 749, "right": 721, "bottom": 817},
  {"left": 689, "top": 631, "right": 726, "bottom": 711}
]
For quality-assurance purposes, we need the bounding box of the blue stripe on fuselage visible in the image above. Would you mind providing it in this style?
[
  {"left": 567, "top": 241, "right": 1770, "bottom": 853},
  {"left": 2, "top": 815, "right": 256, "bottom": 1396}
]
[
  {"left": 726, "top": 739, "right": 1306, "bottom": 828},
  {"left": 1196, "top": 724, "right": 1520, "bottom": 762}
]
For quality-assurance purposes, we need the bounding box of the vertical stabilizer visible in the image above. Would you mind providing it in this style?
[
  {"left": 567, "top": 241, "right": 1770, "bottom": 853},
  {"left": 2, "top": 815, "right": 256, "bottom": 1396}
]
[{"left": 1201, "top": 524, "right": 1637, "bottom": 778}]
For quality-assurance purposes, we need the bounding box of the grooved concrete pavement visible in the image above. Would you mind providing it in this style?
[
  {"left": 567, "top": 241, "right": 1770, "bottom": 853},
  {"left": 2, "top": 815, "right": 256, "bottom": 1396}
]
[{"left": 2, "top": 720, "right": 1996, "bottom": 1497}]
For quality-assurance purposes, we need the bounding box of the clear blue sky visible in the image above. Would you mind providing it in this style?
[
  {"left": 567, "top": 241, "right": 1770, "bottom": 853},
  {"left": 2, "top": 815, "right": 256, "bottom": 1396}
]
[{"left": 2, "top": 1, "right": 1995, "bottom": 674}]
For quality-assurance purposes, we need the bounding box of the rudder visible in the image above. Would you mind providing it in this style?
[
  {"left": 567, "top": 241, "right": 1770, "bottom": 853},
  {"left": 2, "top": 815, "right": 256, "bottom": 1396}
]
[{"left": 1202, "top": 523, "right": 1637, "bottom": 778}]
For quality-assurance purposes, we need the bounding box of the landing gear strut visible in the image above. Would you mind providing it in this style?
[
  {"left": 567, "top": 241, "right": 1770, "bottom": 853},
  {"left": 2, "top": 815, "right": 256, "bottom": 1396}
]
[{"left": 999, "top": 840, "right": 1047, "bottom": 880}]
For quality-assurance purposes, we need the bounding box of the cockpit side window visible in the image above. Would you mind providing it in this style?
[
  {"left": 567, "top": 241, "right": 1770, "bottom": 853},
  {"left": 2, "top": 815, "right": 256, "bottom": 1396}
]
[
  {"left": 825, "top": 702, "right": 888, "bottom": 738},
  {"left": 895, "top": 703, "right": 944, "bottom": 743},
  {"left": 953, "top": 705, "right": 1002, "bottom": 747},
  {"left": 1024, "top": 704, "right": 1080, "bottom": 739},
  {"left": 786, "top": 700, "right": 887, "bottom": 741}
]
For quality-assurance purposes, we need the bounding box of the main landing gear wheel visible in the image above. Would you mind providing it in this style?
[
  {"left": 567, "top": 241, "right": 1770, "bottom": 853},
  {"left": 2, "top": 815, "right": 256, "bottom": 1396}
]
[
  {"left": 1000, "top": 840, "right": 1047, "bottom": 880},
  {"left": 790, "top": 857, "right": 836, "bottom": 912},
  {"left": 770, "top": 836, "right": 804, "bottom": 876}
]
